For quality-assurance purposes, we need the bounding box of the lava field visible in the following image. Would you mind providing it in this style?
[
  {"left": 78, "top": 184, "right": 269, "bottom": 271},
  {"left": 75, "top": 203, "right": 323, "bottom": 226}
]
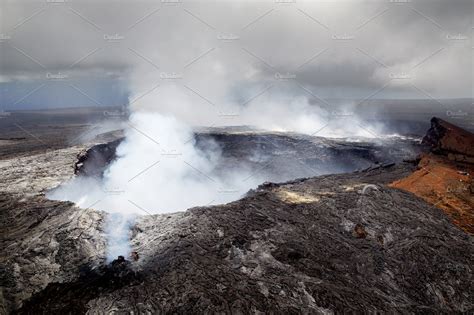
[{"left": 1, "top": 111, "right": 473, "bottom": 313}]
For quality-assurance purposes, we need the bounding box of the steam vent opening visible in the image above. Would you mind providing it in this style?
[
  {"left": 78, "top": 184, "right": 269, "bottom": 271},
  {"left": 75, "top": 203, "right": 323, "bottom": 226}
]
[
  {"left": 48, "top": 130, "right": 423, "bottom": 217},
  {"left": 43, "top": 127, "right": 424, "bottom": 263},
  {"left": 4, "top": 0, "right": 474, "bottom": 311},
  {"left": 50, "top": 131, "right": 423, "bottom": 209}
]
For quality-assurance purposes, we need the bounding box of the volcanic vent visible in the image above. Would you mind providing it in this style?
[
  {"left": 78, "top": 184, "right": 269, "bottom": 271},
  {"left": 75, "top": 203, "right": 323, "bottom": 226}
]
[
  {"left": 47, "top": 124, "right": 422, "bottom": 261},
  {"left": 2, "top": 118, "right": 473, "bottom": 313}
]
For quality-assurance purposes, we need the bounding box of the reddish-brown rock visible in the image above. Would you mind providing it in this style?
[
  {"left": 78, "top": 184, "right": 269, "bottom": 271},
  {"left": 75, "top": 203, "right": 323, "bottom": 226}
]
[
  {"left": 392, "top": 117, "right": 474, "bottom": 234},
  {"left": 422, "top": 117, "right": 474, "bottom": 163}
]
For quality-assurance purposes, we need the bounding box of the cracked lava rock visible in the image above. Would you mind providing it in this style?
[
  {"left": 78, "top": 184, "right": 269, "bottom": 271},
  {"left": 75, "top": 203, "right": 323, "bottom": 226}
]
[{"left": 1, "top": 117, "right": 473, "bottom": 314}]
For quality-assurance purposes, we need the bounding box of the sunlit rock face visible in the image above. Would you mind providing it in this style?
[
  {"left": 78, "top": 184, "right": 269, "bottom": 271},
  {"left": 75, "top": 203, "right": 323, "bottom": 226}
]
[
  {"left": 391, "top": 117, "right": 474, "bottom": 234},
  {"left": 0, "top": 146, "right": 87, "bottom": 195},
  {"left": 422, "top": 117, "right": 474, "bottom": 163}
]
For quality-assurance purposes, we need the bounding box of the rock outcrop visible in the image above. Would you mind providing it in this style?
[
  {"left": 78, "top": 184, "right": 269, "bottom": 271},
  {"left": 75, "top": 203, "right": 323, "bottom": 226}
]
[
  {"left": 75, "top": 138, "right": 122, "bottom": 177},
  {"left": 1, "top": 118, "right": 473, "bottom": 314},
  {"left": 422, "top": 117, "right": 474, "bottom": 164},
  {"left": 391, "top": 117, "right": 474, "bottom": 233},
  {"left": 12, "top": 164, "right": 474, "bottom": 314}
]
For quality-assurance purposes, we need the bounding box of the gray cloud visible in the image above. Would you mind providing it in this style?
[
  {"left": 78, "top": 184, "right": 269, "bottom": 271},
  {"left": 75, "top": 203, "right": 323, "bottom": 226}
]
[{"left": 0, "top": 0, "right": 472, "bottom": 110}]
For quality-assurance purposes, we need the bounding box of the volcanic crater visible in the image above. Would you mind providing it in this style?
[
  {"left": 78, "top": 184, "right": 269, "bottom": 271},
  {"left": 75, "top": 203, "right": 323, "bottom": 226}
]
[{"left": 1, "top": 113, "right": 473, "bottom": 314}]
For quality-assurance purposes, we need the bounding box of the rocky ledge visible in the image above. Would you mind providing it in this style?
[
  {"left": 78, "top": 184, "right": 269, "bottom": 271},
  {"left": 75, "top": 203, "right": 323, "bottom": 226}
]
[
  {"left": 422, "top": 117, "right": 474, "bottom": 163},
  {"left": 392, "top": 117, "right": 474, "bottom": 233}
]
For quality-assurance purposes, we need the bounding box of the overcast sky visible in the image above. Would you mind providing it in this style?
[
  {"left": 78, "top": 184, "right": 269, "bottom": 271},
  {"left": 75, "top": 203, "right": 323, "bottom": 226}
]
[{"left": 0, "top": 0, "right": 472, "bottom": 110}]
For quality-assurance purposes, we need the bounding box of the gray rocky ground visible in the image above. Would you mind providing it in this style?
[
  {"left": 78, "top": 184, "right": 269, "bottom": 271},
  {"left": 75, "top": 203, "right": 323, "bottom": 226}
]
[{"left": 0, "top": 111, "right": 472, "bottom": 314}]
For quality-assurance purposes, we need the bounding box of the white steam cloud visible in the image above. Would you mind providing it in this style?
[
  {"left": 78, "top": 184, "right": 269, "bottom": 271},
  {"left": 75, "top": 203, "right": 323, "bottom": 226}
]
[
  {"left": 10, "top": 0, "right": 470, "bottom": 262},
  {"left": 49, "top": 102, "right": 270, "bottom": 260},
  {"left": 48, "top": 75, "right": 393, "bottom": 261},
  {"left": 47, "top": 7, "right": 394, "bottom": 260},
  {"left": 48, "top": 90, "right": 384, "bottom": 260}
]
